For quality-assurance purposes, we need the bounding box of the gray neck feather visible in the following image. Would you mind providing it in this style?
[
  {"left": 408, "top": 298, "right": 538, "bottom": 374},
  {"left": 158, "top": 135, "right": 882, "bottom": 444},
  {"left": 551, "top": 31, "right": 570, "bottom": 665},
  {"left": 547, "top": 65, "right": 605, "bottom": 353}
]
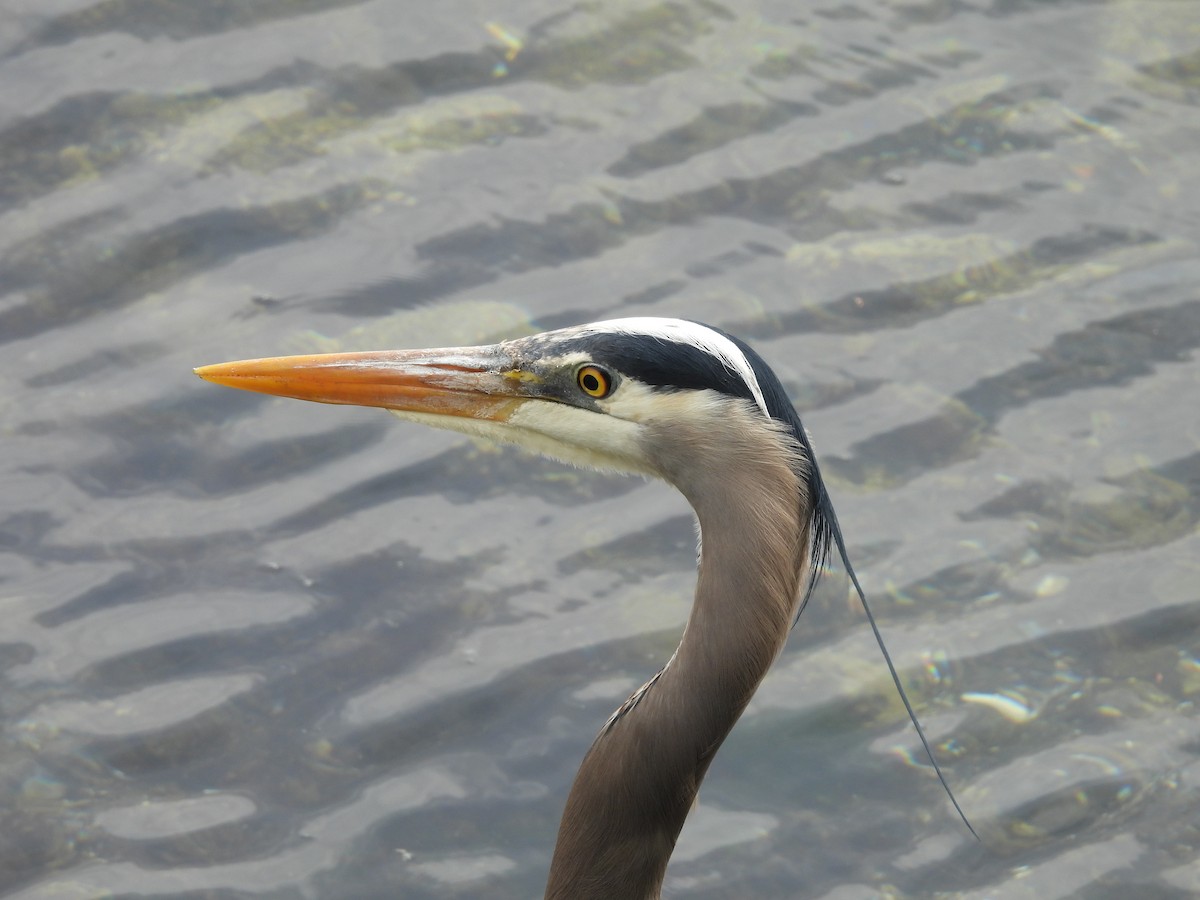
[{"left": 545, "top": 407, "right": 812, "bottom": 900}]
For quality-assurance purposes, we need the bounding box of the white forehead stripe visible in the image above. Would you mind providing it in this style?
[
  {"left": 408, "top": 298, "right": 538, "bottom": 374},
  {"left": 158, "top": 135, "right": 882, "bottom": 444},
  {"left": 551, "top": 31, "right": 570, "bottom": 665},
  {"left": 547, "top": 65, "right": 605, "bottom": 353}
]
[{"left": 580, "top": 317, "right": 770, "bottom": 416}]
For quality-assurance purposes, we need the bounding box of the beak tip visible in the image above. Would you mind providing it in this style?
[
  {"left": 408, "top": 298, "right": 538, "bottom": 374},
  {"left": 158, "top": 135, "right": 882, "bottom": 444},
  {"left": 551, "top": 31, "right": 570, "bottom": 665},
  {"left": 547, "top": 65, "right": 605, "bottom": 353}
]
[{"left": 195, "top": 363, "right": 239, "bottom": 386}]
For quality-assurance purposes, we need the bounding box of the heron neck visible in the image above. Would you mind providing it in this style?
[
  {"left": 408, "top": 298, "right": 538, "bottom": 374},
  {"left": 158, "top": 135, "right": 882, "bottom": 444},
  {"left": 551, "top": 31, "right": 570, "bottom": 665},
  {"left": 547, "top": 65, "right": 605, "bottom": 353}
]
[{"left": 546, "top": 445, "right": 809, "bottom": 900}]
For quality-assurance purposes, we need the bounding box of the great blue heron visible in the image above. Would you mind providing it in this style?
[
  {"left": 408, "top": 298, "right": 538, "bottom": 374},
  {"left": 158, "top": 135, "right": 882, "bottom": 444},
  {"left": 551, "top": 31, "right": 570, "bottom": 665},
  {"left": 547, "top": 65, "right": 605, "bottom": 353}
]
[{"left": 197, "top": 317, "right": 972, "bottom": 899}]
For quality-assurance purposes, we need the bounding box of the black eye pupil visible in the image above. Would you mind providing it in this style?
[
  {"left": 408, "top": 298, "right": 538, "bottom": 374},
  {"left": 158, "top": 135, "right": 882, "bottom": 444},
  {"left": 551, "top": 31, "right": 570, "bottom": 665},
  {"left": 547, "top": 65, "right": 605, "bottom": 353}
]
[{"left": 583, "top": 373, "right": 599, "bottom": 392}]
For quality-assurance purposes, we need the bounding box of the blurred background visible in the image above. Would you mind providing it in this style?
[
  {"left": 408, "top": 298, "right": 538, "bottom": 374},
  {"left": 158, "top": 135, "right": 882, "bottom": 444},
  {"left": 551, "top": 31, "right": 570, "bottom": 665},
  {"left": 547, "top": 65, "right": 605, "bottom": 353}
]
[{"left": 1, "top": 1, "right": 1198, "bottom": 897}]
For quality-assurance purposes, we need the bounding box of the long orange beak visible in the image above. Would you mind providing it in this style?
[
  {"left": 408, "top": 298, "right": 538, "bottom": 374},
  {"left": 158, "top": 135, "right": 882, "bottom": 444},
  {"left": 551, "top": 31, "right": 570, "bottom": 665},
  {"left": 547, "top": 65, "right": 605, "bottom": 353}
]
[{"left": 194, "top": 347, "right": 531, "bottom": 421}]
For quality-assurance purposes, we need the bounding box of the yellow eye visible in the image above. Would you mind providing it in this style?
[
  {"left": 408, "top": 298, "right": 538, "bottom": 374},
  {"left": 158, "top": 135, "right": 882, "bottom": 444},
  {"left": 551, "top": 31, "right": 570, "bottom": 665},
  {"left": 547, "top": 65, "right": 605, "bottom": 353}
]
[{"left": 577, "top": 365, "right": 612, "bottom": 398}]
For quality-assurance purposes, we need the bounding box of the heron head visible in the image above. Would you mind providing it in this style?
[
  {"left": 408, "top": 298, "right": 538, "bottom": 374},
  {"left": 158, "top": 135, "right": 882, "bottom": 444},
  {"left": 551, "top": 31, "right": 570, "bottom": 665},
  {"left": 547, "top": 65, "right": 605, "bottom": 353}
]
[{"left": 195, "top": 317, "right": 811, "bottom": 491}]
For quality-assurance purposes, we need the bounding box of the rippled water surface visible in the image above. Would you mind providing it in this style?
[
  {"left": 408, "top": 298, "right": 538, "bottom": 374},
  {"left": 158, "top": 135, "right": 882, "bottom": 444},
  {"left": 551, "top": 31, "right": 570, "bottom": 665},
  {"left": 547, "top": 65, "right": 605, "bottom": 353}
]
[{"left": 3, "top": 1, "right": 1199, "bottom": 897}]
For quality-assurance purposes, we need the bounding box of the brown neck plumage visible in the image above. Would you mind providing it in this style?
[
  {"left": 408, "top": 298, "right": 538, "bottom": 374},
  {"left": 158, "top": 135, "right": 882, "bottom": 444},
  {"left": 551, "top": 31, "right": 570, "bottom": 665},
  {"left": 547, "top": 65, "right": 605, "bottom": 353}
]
[{"left": 546, "top": 412, "right": 812, "bottom": 899}]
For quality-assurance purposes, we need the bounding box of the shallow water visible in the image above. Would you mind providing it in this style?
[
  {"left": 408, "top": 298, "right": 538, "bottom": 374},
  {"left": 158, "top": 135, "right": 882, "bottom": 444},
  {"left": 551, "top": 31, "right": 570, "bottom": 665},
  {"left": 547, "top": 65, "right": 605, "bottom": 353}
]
[{"left": 2, "top": 1, "right": 1199, "bottom": 897}]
